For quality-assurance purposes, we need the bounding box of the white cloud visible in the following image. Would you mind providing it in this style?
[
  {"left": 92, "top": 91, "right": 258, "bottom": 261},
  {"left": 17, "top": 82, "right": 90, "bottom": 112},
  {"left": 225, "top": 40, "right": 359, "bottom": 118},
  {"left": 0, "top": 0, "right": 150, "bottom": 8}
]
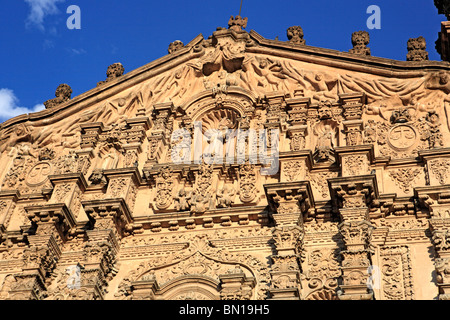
[
  {"left": 68, "top": 48, "right": 87, "bottom": 55},
  {"left": 24, "top": 0, "right": 65, "bottom": 31},
  {"left": 0, "top": 89, "right": 45, "bottom": 120}
]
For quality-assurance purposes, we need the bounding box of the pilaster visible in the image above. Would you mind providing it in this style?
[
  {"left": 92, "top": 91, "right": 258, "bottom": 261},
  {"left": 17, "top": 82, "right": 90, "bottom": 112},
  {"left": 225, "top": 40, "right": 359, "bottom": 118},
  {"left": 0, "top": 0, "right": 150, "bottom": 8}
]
[
  {"left": 264, "top": 181, "right": 314, "bottom": 299},
  {"left": 415, "top": 185, "right": 450, "bottom": 299},
  {"left": 8, "top": 198, "right": 78, "bottom": 299},
  {"left": 328, "top": 174, "right": 378, "bottom": 300},
  {"left": 146, "top": 102, "right": 174, "bottom": 165}
]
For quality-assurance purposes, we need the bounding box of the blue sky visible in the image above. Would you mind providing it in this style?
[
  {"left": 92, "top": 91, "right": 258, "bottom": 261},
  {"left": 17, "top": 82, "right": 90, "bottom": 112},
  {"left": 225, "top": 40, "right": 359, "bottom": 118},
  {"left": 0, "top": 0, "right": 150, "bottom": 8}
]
[{"left": 0, "top": 0, "right": 444, "bottom": 123}]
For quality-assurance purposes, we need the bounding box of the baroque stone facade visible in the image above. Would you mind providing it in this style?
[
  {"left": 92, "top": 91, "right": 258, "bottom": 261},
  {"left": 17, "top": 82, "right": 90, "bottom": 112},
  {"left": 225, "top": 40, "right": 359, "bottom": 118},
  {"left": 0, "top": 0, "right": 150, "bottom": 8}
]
[{"left": 1, "top": 14, "right": 450, "bottom": 300}]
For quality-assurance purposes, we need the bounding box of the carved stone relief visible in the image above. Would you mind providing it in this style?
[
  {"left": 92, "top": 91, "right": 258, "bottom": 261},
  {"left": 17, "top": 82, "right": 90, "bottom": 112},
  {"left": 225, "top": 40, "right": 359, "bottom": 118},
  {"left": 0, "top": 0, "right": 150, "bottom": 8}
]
[
  {"left": 379, "top": 246, "right": 414, "bottom": 300},
  {"left": 1, "top": 16, "right": 450, "bottom": 301}
]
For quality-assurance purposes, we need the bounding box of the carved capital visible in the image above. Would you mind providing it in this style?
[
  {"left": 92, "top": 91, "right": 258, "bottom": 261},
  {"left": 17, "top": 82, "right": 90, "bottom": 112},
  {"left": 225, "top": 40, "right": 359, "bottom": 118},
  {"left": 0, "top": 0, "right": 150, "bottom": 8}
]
[
  {"left": 0, "top": 190, "right": 20, "bottom": 243},
  {"left": 82, "top": 199, "right": 138, "bottom": 238},
  {"left": 24, "top": 203, "right": 77, "bottom": 242},
  {"left": 7, "top": 273, "right": 46, "bottom": 300},
  {"left": 339, "top": 93, "right": 365, "bottom": 120},
  {"left": 272, "top": 225, "right": 304, "bottom": 254},
  {"left": 219, "top": 266, "right": 255, "bottom": 300},
  {"left": 286, "top": 97, "right": 310, "bottom": 125},
  {"left": 329, "top": 175, "right": 379, "bottom": 221},
  {"left": 264, "top": 181, "right": 314, "bottom": 225},
  {"left": 339, "top": 220, "right": 374, "bottom": 251},
  {"left": 80, "top": 123, "right": 104, "bottom": 149}
]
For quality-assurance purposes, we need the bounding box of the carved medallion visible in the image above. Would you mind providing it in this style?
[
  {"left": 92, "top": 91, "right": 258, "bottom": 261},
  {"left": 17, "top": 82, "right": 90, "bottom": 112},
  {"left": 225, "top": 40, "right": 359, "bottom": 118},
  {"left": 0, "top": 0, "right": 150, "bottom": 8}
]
[
  {"left": 388, "top": 125, "right": 417, "bottom": 150},
  {"left": 25, "top": 162, "right": 52, "bottom": 187}
]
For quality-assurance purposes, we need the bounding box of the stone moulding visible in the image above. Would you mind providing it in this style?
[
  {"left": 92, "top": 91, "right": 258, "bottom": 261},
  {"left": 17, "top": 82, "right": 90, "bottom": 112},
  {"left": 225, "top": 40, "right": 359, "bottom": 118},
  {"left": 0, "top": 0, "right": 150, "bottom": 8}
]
[{"left": 132, "top": 205, "right": 270, "bottom": 233}]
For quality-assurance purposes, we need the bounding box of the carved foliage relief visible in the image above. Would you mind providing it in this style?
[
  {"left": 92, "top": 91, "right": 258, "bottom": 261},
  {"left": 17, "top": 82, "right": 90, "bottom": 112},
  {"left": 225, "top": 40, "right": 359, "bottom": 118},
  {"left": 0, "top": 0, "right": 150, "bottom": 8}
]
[{"left": 379, "top": 246, "right": 414, "bottom": 300}]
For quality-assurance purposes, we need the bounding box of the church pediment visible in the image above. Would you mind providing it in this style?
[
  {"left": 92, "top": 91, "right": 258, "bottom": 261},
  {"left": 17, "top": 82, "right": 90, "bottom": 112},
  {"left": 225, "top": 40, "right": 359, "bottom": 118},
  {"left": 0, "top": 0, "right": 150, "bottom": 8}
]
[{"left": 2, "top": 20, "right": 449, "bottom": 133}]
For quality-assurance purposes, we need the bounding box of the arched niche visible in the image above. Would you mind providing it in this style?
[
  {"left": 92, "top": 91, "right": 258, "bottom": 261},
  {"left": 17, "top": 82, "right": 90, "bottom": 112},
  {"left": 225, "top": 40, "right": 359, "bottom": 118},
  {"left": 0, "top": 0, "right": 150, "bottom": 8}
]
[
  {"left": 173, "top": 87, "right": 260, "bottom": 163},
  {"left": 116, "top": 242, "right": 270, "bottom": 300},
  {"left": 179, "top": 87, "right": 258, "bottom": 121},
  {"left": 158, "top": 275, "right": 221, "bottom": 300}
]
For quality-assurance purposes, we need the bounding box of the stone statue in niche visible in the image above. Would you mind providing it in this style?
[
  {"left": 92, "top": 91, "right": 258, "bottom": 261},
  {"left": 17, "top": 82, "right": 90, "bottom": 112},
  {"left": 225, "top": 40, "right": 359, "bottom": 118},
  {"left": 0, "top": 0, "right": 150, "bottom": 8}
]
[
  {"left": 43, "top": 84, "right": 72, "bottom": 109},
  {"left": 314, "top": 122, "right": 336, "bottom": 162},
  {"left": 101, "top": 151, "right": 119, "bottom": 170},
  {"left": 423, "top": 111, "right": 444, "bottom": 148},
  {"left": 217, "top": 185, "right": 236, "bottom": 208}
]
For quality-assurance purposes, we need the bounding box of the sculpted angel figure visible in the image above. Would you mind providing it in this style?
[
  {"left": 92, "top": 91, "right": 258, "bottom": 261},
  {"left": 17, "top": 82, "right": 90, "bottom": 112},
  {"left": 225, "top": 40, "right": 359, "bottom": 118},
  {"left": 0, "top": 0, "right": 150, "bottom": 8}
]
[
  {"left": 190, "top": 190, "right": 212, "bottom": 213},
  {"left": 217, "top": 185, "right": 236, "bottom": 208},
  {"left": 251, "top": 57, "right": 289, "bottom": 91},
  {"left": 174, "top": 187, "right": 191, "bottom": 212},
  {"left": 303, "top": 72, "right": 338, "bottom": 101}
]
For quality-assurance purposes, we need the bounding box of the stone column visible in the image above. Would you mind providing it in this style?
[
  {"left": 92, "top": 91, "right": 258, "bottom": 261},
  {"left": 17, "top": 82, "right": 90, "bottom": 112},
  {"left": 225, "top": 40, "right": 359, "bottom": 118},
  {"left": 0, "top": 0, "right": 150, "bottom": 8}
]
[
  {"left": 146, "top": 102, "right": 174, "bottom": 165},
  {"left": 80, "top": 123, "right": 104, "bottom": 149},
  {"left": 328, "top": 175, "right": 379, "bottom": 300},
  {"left": 78, "top": 229, "right": 119, "bottom": 300},
  {"left": 219, "top": 265, "right": 256, "bottom": 300},
  {"left": 83, "top": 167, "right": 142, "bottom": 238},
  {"left": 130, "top": 275, "right": 160, "bottom": 300},
  {"left": 263, "top": 92, "right": 286, "bottom": 152},
  {"left": 286, "top": 97, "right": 310, "bottom": 152},
  {"left": 264, "top": 181, "right": 314, "bottom": 299},
  {"left": 75, "top": 149, "right": 94, "bottom": 177},
  {"left": 339, "top": 93, "right": 365, "bottom": 147},
  {"left": 416, "top": 185, "right": 450, "bottom": 299},
  {"left": 123, "top": 117, "right": 151, "bottom": 168},
  {"left": 0, "top": 190, "right": 20, "bottom": 244},
  {"left": 48, "top": 172, "right": 88, "bottom": 223},
  {"left": 8, "top": 199, "right": 78, "bottom": 299},
  {"left": 80, "top": 165, "right": 141, "bottom": 299}
]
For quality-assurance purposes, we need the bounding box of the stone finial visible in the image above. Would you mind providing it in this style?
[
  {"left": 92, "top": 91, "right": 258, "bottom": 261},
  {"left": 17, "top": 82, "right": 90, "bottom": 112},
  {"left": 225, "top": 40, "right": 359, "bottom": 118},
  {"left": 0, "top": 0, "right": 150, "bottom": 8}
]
[
  {"left": 287, "top": 26, "right": 305, "bottom": 45},
  {"left": 406, "top": 36, "right": 429, "bottom": 61},
  {"left": 349, "top": 31, "right": 371, "bottom": 56},
  {"left": 228, "top": 15, "right": 248, "bottom": 32},
  {"left": 435, "top": 0, "right": 450, "bottom": 20},
  {"left": 97, "top": 62, "right": 125, "bottom": 86},
  {"left": 43, "top": 83, "right": 72, "bottom": 109},
  {"left": 168, "top": 40, "right": 184, "bottom": 54}
]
